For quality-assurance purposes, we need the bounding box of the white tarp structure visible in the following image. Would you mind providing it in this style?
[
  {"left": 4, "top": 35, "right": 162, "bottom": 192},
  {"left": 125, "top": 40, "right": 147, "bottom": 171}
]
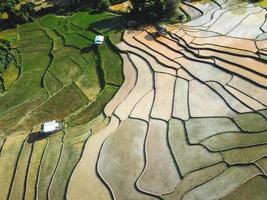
[
  {"left": 95, "top": 35, "right": 104, "bottom": 45},
  {"left": 41, "top": 120, "right": 60, "bottom": 134}
]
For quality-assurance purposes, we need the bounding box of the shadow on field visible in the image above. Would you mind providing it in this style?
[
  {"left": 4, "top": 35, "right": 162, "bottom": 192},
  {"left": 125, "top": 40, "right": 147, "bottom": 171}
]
[
  {"left": 27, "top": 132, "right": 48, "bottom": 143},
  {"left": 89, "top": 15, "right": 126, "bottom": 34}
]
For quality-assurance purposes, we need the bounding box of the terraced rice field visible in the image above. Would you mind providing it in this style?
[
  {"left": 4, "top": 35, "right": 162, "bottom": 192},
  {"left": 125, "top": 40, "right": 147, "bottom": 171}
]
[
  {"left": 69, "top": 1, "right": 267, "bottom": 199},
  {"left": 1, "top": 0, "right": 267, "bottom": 199},
  {"left": 0, "top": 10, "right": 123, "bottom": 199}
]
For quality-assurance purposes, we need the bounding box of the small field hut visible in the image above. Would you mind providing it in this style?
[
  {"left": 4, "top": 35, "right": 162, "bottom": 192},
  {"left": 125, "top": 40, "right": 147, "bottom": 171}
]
[
  {"left": 40, "top": 120, "right": 61, "bottom": 135},
  {"left": 95, "top": 35, "right": 104, "bottom": 45}
]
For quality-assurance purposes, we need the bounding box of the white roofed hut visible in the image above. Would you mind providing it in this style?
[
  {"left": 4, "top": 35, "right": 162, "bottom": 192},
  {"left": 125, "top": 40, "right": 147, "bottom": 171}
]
[
  {"left": 94, "top": 35, "right": 104, "bottom": 45},
  {"left": 40, "top": 120, "right": 61, "bottom": 135}
]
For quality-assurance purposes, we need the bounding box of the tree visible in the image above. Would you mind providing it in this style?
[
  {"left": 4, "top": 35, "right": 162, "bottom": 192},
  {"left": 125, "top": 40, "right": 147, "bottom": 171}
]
[
  {"left": 129, "top": 0, "right": 145, "bottom": 15},
  {"left": 0, "top": 0, "right": 35, "bottom": 27},
  {"left": 129, "top": 0, "right": 180, "bottom": 22},
  {"left": 16, "top": 2, "right": 35, "bottom": 23},
  {"left": 0, "top": 40, "right": 12, "bottom": 73},
  {"left": 131, "top": 0, "right": 178, "bottom": 21},
  {"left": 0, "top": 39, "right": 12, "bottom": 91},
  {"left": 98, "top": 0, "right": 111, "bottom": 10},
  {"left": 165, "top": 0, "right": 179, "bottom": 18}
]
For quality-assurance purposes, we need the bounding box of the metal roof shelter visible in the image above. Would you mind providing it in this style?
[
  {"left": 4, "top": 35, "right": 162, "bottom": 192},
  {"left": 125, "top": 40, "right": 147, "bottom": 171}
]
[
  {"left": 95, "top": 35, "right": 104, "bottom": 45},
  {"left": 41, "top": 120, "right": 60, "bottom": 134}
]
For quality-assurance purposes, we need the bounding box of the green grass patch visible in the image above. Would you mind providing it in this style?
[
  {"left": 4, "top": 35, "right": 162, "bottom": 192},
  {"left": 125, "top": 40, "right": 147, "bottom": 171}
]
[
  {"left": 68, "top": 84, "right": 118, "bottom": 126},
  {"left": 75, "top": 50, "right": 101, "bottom": 100},
  {"left": 3, "top": 62, "right": 19, "bottom": 90},
  {"left": 49, "top": 56, "right": 83, "bottom": 85},
  {"left": 65, "top": 21, "right": 83, "bottom": 32},
  {"left": 12, "top": 48, "right": 22, "bottom": 68},
  {"left": 22, "top": 83, "right": 89, "bottom": 129},
  {"left": 20, "top": 49, "right": 51, "bottom": 71},
  {"left": 69, "top": 11, "right": 115, "bottom": 30},
  {"left": 42, "top": 27, "right": 64, "bottom": 50},
  {"left": 0, "top": 90, "right": 48, "bottom": 138},
  {"left": 17, "top": 41, "right": 52, "bottom": 53},
  {"left": 0, "top": 69, "right": 49, "bottom": 114},
  {"left": 18, "top": 29, "right": 47, "bottom": 41},
  {"left": 0, "top": 27, "right": 52, "bottom": 112},
  {"left": 39, "top": 14, "right": 62, "bottom": 30},
  {"left": 64, "top": 33, "right": 92, "bottom": 49},
  {"left": 44, "top": 71, "right": 63, "bottom": 96},
  {"left": 98, "top": 38, "right": 123, "bottom": 85},
  {"left": 110, "top": 31, "right": 123, "bottom": 44},
  {"left": 256, "top": 0, "right": 267, "bottom": 8},
  {"left": 0, "top": 29, "right": 17, "bottom": 42}
]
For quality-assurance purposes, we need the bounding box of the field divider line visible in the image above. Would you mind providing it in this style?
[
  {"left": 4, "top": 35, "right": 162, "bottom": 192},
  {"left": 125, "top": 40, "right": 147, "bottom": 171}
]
[
  {"left": 41, "top": 27, "right": 57, "bottom": 99},
  {"left": 30, "top": 83, "right": 70, "bottom": 114},
  {"left": 146, "top": 31, "right": 265, "bottom": 115},
  {"left": 133, "top": 32, "right": 241, "bottom": 117},
  {"left": 103, "top": 53, "right": 138, "bottom": 117},
  {"left": 22, "top": 133, "right": 34, "bottom": 200},
  {"left": 218, "top": 172, "right": 263, "bottom": 200},
  {"left": 96, "top": 136, "right": 117, "bottom": 200},
  {"left": 35, "top": 138, "right": 49, "bottom": 200},
  {"left": 206, "top": 80, "right": 255, "bottom": 113},
  {"left": 23, "top": 135, "right": 35, "bottom": 200},
  {"left": 134, "top": 120, "right": 170, "bottom": 198},
  {"left": 225, "top": 83, "right": 267, "bottom": 107},
  {"left": 65, "top": 128, "right": 92, "bottom": 200},
  {"left": 119, "top": 41, "right": 177, "bottom": 76},
  {"left": 133, "top": 58, "right": 161, "bottom": 197},
  {"left": 7, "top": 135, "right": 28, "bottom": 200},
  {"left": 0, "top": 138, "right": 6, "bottom": 157},
  {"left": 162, "top": 31, "right": 267, "bottom": 84},
  {"left": 122, "top": 37, "right": 178, "bottom": 70},
  {"left": 177, "top": 162, "right": 228, "bottom": 200},
  {"left": 47, "top": 131, "right": 66, "bottom": 200}
]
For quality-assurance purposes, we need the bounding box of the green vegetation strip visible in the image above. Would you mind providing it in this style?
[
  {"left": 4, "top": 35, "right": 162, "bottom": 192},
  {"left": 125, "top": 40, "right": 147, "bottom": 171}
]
[
  {"left": 9, "top": 139, "right": 32, "bottom": 200},
  {"left": 0, "top": 135, "right": 25, "bottom": 200},
  {"left": 68, "top": 84, "right": 119, "bottom": 126},
  {"left": 98, "top": 38, "right": 123, "bottom": 85},
  {"left": 25, "top": 139, "right": 47, "bottom": 200},
  {"left": 37, "top": 132, "right": 64, "bottom": 200}
]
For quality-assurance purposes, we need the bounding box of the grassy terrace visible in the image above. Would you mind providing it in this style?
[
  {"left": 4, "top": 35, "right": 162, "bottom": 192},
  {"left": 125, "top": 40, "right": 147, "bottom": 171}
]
[{"left": 0, "top": 9, "right": 124, "bottom": 199}]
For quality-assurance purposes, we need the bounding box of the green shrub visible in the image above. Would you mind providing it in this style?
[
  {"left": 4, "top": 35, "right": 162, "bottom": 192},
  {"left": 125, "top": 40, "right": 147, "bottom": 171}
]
[
  {"left": 0, "top": 39, "right": 12, "bottom": 75},
  {"left": 98, "top": 0, "right": 111, "bottom": 10}
]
